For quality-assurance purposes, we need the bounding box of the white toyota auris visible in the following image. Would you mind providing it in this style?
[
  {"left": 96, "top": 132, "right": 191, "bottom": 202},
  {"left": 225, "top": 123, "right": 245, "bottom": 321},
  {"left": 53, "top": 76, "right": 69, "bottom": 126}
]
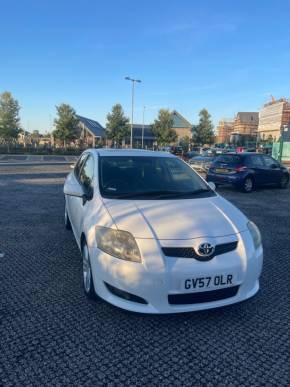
[{"left": 64, "top": 149, "right": 263, "bottom": 313}]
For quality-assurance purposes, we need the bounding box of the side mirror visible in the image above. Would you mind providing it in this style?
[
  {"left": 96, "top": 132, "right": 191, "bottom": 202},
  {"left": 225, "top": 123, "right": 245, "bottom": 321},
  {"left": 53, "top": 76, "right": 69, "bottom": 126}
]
[
  {"left": 64, "top": 182, "right": 84, "bottom": 198},
  {"left": 208, "top": 182, "right": 216, "bottom": 191},
  {"left": 270, "top": 163, "right": 278, "bottom": 169}
]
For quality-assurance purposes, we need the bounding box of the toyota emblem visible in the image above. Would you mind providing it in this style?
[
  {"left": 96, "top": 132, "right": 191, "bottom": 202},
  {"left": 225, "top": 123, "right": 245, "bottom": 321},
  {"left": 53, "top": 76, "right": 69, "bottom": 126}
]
[{"left": 197, "top": 243, "right": 215, "bottom": 257}]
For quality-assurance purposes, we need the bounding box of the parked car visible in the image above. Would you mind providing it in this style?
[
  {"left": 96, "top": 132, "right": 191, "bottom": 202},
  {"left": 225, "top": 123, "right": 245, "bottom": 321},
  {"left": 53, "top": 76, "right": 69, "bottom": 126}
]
[
  {"left": 206, "top": 153, "right": 289, "bottom": 192},
  {"left": 189, "top": 155, "right": 215, "bottom": 173},
  {"left": 186, "top": 147, "right": 201, "bottom": 159},
  {"left": 64, "top": 149, "right": 263, "bottom": 313},
  {"left": 160, "top": 146, "right": 171, "bottom": 152},
  {"left": 170, "top": 146, "right": 183, "bottom": 156}
]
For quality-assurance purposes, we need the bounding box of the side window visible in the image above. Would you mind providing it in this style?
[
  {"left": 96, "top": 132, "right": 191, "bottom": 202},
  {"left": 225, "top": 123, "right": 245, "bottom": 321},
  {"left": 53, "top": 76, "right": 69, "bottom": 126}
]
[
  {"left": 74, "top": 153, "right": 88, "bottom": 180},
  {"left": 79, "top": 155, "right": 94, "bottom": 188},
  {"left": 263, "top": 156, "right": 279, "bottom": 168},
  {"left": 249, "top": 155, "right": 264, "bottom": 167}
]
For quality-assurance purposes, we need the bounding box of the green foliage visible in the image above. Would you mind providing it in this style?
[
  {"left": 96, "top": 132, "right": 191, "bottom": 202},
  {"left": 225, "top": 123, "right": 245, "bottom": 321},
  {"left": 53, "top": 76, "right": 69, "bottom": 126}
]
[
  {"left": 0, "top": 91, "right": 21, "bottom": 144},
  {"left": 53, "top": 104, "right": 79, "bottom": 146},
  {"left": 152, "top": 109, "right": 177, "bottom": 146},
  {"left": 179, "top": 135, "right": 191, "bottom": 150},
  {"left": 106, "top": 104, "right": 130, "bottom": 145},
  {"left": 192, "top": 109, "right": 214, "bottom": 145}
]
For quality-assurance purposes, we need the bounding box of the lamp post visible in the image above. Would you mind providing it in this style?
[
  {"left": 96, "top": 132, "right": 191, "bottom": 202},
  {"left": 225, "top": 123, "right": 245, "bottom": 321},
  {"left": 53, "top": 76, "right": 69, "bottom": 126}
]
[
  {"left": 142, "top": 105, "right": 146, "bottom": 149},
  {"left": 125, "top": 77, "right": 141, "bottom": 148}
]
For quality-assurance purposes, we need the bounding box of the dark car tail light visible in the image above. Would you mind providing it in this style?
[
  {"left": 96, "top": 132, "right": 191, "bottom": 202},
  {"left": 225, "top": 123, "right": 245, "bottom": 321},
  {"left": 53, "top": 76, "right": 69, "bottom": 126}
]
[{"left": 235, "top": 165, "right": 247, "bottom": 172}]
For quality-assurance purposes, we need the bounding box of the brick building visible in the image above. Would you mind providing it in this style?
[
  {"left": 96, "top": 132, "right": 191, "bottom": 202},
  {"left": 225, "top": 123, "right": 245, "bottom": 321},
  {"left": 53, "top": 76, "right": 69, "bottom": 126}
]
[
  {"left": 216, "top": 119, "right": 234, "bottom": 143},
  {"left": 233, "top": 112, "right": 259, "bottom": 135},
  {"left": 171, "top": 110, "right": 192, "bottom": 140},
  {"left": 257, "top": 98, "right": 290, "bottom": 142}
]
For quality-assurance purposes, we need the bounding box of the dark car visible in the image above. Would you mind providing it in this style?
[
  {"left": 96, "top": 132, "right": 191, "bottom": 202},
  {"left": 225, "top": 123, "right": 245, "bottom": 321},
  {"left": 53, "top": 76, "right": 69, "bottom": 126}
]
[
  {"left": 170, "top": 146, "right": 183, "bottom": 156},
  {"left": 206, "top": 153, "right": 289, "bottom": 192}
]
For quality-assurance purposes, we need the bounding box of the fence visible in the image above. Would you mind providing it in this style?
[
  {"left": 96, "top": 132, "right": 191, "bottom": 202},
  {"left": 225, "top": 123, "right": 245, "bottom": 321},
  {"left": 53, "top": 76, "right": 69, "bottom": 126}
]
[{"left": 272, "top": 141, "right": 290, "bottom": 161}]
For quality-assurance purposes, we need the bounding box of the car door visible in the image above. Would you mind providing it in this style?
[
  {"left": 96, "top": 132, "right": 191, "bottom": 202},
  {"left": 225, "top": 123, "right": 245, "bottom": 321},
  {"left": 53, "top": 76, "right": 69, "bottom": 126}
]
[
  {"left": 262, "top": 155, "right": 283, "bottom": 185},
  {"left": 246, "top": 154, "right": 266, "bottom": 186},
  {"left": 70, "top": 153, "right": 95, "bottom": 242},
  {"left": 66, "top": 153, "right": 88, "bottom": 230}
]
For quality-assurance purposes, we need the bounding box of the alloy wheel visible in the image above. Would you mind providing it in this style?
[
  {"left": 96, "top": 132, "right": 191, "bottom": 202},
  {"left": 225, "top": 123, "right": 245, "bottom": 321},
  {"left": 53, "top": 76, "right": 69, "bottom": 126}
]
[{"left": 244, "top": 177, "right": 253, "bottom": 192}]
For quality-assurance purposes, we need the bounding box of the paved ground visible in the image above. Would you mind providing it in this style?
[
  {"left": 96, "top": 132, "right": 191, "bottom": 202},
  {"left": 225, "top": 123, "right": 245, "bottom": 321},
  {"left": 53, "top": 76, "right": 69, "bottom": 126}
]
[{"left": 0, "top": 164, "right": 289, "bottom": 386}]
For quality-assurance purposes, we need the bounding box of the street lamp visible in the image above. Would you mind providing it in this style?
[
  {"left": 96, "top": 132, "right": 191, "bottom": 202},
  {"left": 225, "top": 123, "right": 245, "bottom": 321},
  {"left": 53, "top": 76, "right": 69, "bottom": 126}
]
[{"left": 125, "top": 77, "right": 141, "bottom": 148}]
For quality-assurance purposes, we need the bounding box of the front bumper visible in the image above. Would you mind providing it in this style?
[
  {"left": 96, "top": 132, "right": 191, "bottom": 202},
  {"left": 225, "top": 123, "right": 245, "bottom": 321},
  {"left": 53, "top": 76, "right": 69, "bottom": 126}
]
[{"left": 89, "top": 231, "right": 263, "bottom": 313}]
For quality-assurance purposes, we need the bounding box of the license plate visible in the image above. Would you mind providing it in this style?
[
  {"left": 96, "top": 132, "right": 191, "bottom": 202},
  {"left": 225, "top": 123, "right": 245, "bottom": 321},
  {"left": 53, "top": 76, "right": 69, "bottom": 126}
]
[
  {"left": 215, "top": 168, "right": 229, "bottom": 174},
  {"left": 183, "top": 274, "right": 235, "bottom": 292}
]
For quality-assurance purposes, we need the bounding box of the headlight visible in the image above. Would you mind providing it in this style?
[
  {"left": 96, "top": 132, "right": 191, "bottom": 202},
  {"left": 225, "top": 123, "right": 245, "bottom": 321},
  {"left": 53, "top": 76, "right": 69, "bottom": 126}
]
[
  {"left": 95, "top": 226, "right": 141, "bottom": 262},
  {"left": 247, "top": 221, "right": 262, "bottom": 249}
]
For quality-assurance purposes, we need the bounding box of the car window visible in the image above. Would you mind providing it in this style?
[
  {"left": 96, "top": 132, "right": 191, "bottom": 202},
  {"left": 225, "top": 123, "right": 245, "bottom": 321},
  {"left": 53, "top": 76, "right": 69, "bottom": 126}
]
[
  {"left": 248, "top": 155, "right": 264, "bottom": 167},
  {"left": 215, "top": 155, "right": 242, "bottom": 164},
  {"left": 263, "top": 156, "right": 279, "bottom": 168},
  {"left": 74, "top": 153, "right": 88, "bottom": 180},
  {"left": 79, "top": 154, "right": 94, "bottom": 188}
]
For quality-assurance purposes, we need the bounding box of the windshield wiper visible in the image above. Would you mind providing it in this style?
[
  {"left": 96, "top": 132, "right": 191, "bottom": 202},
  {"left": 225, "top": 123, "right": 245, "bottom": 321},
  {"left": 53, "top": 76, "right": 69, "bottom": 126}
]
[
  {"left": 112, "top": 190, "right": 180, "bottom": 199},
  {"left": 110, "top": 189, "right": 211, "bottom": 199}
]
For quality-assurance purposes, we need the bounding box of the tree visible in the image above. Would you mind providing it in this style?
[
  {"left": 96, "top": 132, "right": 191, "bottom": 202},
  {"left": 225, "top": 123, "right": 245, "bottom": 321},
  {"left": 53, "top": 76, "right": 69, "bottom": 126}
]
[
  {"left": 0, "top": 91, "right": 21, "bottom": 151},
  {"left": 106, "top": 104, "right": 130, "bottom": 146},
  {"left": 179, "top": 135, "right": 191, "bottom": 151},
  {"left": 53, "top": 104, "right": 79, "bottom": 148},
  {"left": 192, "top": 109, "right": 214, "bottom": 145},
  {"left": 152, "top": 109, "right": 177, "bottom": 146}
]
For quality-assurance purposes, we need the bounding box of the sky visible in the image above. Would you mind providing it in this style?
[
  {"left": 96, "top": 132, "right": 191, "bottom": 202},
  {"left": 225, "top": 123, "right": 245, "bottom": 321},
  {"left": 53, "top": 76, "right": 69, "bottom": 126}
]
[{"left": 1, "top": 0, "right": 290, "bottom": 133}]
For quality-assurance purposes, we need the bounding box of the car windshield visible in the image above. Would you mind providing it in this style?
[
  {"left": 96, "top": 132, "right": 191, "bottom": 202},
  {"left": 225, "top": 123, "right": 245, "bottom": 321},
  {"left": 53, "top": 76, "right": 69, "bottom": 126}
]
[{"left": 99, "top": 156, "right": 215, "bottom": 199}]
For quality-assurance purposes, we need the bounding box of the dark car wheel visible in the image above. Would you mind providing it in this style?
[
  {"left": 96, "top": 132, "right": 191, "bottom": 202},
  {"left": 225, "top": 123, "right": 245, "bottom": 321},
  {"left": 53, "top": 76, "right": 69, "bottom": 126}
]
[
  {"left": 279, "top": 174, "right": 289, "bottom": 189},
  {"left": 242, "top": 176, "right": 254, "bottom": 193},
  {"left": 82, "top": 241, "right": 97, "bottom": 300}
]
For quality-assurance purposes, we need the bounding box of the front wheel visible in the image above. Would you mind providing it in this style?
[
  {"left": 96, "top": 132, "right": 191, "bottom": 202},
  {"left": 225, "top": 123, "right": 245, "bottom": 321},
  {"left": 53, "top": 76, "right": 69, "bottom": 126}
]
[
  {"left": 278, "top": 174, "right": 289, "bottom": 189},
  {"left": 242, "top": 176, "right": 254, "bottom": 193},
  {"left": 82, "top": 242, "right": 97, "bottom": 300}
]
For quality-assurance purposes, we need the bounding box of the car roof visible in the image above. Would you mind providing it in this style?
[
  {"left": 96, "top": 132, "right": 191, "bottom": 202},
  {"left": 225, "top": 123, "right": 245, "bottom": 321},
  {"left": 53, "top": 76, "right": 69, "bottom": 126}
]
[
  {"left": 219, "top": 152, "right": 261, "bottom": 156},
  {"left": 87, "top": 148, "right": 177, "bottom": 158}
]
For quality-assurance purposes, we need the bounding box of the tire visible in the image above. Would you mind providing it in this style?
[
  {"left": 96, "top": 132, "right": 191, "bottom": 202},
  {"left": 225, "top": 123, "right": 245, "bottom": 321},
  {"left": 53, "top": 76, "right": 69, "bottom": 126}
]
[
  {"left": 64, "top": 205, "right": 72, "bottom": 230},
  {"left": 242, "top": 176, "right": 254, "bottom": 193},
  {"left": 81, "top": 241, "right": 97, "bottom": 300},
  {"left": 278, "top": 174, "right": 289, "bottom": 189}
]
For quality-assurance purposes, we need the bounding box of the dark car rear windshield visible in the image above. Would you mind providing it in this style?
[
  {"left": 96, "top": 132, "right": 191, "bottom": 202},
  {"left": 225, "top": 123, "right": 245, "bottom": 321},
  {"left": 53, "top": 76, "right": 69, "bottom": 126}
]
[{"left": 214, "top": 155, "right": 243, "bottom": 164}]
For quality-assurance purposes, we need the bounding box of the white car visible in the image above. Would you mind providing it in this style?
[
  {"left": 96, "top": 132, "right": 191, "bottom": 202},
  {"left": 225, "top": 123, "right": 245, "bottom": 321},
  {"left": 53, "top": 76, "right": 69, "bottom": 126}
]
[{"left": 64, "top": 149, "right": 263, "bottom": 314}]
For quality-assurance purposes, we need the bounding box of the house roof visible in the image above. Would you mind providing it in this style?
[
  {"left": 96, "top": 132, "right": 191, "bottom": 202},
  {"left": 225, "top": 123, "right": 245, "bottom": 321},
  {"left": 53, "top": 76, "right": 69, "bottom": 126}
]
[
  {"left": 236, "top": 112, "right": 259, "bottom": 124},
  {"left": 77, "top": 115, "right": 105, "bottom": 137},
  {"left": 171, "top": 111, "right": 192, "bottom": 128}
]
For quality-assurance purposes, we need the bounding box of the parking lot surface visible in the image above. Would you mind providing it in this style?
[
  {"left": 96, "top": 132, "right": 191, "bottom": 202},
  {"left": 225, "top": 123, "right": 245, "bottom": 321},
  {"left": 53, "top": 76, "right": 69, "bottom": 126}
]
[{"left": 0, "top": 164, "right": 289, "bottom": 386}]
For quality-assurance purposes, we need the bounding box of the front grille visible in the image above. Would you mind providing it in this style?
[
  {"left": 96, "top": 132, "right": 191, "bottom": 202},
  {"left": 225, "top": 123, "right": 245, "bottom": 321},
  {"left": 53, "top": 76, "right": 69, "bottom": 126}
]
[
  {"left": 168, "top": 285, "right": 239, "bottom": 305},
  {"left": 162, "top": 241, "right": 238, "bottom": 261}
]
